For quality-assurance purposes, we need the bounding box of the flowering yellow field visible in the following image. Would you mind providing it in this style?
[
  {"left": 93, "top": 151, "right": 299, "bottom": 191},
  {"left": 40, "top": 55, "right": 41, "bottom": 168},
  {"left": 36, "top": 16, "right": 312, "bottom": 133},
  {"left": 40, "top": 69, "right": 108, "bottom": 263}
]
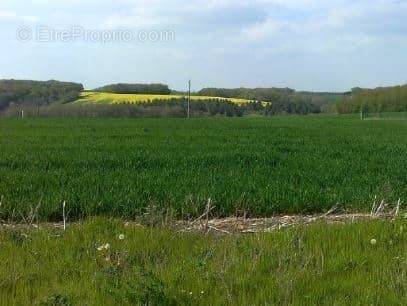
[{"left": 75, "top": 92, "right": 255, "bottom": 105}]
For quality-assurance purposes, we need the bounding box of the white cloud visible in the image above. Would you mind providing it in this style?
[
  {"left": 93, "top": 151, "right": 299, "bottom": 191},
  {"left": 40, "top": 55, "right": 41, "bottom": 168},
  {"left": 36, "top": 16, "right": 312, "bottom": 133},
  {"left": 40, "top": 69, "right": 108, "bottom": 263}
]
[
  {"left": 1, "top": 0, "right": 407, "bottom": 90},
  {"left": 241, "top": 19, "right": 287, "bottom": 40},
  {"left": 104, "top": 13, "right": 175, "bottom": 29},
  {"left": 239, "top": 0, "right": 407, "bottom": 53},
  {"left": 0, "top": 10, "right": 38, "bottom": 22}
]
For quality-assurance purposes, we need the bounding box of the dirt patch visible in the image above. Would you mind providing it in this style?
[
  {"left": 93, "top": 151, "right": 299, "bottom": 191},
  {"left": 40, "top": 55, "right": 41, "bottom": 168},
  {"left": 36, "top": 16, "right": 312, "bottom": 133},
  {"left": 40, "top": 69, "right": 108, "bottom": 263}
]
[
  {"left": 173, "top": 200, "right": 404, "bottom": 234},
  {"left": 174, "top": 213, "right": 400, "bottom": 234}
]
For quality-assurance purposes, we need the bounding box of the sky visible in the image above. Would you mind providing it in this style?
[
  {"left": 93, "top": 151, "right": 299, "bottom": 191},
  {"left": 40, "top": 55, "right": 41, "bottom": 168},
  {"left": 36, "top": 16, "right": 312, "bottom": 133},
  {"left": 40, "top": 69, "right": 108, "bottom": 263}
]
[{"left": 0, "top": 0, "right": 406, "bottom": 92}]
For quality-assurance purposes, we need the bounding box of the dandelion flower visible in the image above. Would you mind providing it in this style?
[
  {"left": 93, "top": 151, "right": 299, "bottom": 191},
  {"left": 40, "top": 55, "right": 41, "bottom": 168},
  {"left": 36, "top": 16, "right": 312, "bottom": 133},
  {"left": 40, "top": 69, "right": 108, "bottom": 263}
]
[
  {"left": 370, "top": 239, "right": 377, "bottom": 245},
  {"left": 118, "top": 234, "right": 125, "bottom": 240}
]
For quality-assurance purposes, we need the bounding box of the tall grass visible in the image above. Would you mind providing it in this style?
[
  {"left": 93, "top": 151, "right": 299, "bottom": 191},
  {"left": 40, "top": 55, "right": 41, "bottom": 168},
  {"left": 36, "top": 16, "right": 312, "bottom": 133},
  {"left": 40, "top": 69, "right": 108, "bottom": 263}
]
[
  {"left": 0, "top": 218, "right": 405, "bottom": 305},
  {"left": 0, "top": 116, "right": 406, "bottom": 221}
]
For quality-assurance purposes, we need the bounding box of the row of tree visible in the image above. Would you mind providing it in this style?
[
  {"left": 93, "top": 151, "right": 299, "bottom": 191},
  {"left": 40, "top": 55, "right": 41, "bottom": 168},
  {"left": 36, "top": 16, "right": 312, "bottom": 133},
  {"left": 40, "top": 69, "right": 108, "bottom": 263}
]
[
  {"left": 198, "top": 87, "right": 294, "bottom": 101},
  {"left": 93, "top": 83, "right": 171, "bottom": 95},
  {"left": 197, "top": 87, "right": 342, "bottom": 113},
  {"left": 336, "top": 85, "right": 407, "bottom": 113},
  {"left": 0, "top": 79, "right": 83, "bottom": 111},
  {"left": 2, "top": 99, "right": 245, "bottom": 118},
  {"left": 2, "top": 97, "right": 323, "bottom": 118}
]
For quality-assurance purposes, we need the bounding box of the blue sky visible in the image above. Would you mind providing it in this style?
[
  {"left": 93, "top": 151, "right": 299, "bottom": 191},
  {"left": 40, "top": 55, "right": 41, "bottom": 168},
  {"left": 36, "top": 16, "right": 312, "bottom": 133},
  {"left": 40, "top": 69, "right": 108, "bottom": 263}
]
[{"left": 0, "top": 0, "right": 406, "bottom": 91}]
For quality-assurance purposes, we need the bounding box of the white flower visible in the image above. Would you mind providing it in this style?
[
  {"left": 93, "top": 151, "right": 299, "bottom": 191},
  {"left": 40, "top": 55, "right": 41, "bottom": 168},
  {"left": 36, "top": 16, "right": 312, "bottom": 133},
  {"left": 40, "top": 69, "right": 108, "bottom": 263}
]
[
  {"left": 200, "top": 291, "right": 204, "bottom": 294},
  {"left": 118, "top": 234, "right": 125, "bottom": 240},
  {"left": 97, "top": 243, "right": 111, "bottom": 251},
  {"left": 370, "top": 239, "right": 377, "bottom": 245},
  {"left": 189, "top": 292, "right": 193, "bottom": 295}
]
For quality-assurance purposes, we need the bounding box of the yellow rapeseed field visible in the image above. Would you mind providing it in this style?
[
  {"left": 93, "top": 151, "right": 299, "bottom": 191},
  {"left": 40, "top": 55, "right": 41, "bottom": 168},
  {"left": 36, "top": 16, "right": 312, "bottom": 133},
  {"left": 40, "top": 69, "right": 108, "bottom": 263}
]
[{"left": 75, "top": 92, "right": 256, "bottom": 105}]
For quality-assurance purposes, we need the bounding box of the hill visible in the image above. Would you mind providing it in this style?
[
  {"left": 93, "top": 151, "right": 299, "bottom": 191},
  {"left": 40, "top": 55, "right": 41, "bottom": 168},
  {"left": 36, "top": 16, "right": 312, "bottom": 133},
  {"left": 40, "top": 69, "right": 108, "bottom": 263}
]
[
  {"left": 74, "top": 91, "right": 257, "bottom": 105},
  {"left": 0, "top": 79, "right": 83, "bottom": 111}
]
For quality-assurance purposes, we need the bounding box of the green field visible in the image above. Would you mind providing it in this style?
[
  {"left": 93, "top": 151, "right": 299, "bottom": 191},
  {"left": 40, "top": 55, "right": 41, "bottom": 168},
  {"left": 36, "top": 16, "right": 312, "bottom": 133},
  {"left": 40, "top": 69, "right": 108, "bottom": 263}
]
[
  {"left": 0, "top": 218, "right": 405, "bottom": 305},
  {"left": 75, "top": 92, "right": 256, "bottom": 105},
  {"left": 0, "top": 116, "right": 406, "bottom": 221}
]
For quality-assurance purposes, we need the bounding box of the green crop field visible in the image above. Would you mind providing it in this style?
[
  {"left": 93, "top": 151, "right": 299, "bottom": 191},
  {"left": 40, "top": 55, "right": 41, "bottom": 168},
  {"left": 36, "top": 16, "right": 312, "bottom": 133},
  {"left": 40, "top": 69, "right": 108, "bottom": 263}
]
[
  {"left": 0, "top": 116, "right": 406, "bottom": 221},
  {"left": 0, "top": 218, "right": 406, "bottom": 305},
  {"left": 75, "top": 92, "right": 256, "bottom": 105}
]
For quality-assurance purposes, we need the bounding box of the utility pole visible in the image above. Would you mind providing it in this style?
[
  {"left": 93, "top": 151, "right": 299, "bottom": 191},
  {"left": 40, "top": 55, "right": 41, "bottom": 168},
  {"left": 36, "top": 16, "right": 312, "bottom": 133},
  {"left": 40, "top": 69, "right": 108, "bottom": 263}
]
[{"left": 187, "top": 80, "right": 191, "bottom": 119}]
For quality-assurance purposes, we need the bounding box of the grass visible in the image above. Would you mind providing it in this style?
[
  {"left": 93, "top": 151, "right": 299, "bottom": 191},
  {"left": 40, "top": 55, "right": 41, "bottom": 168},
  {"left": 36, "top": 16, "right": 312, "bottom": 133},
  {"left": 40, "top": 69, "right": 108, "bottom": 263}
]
[
  {"left": 0, "top": 116, "right": 406, "bottom": 220},
  {"left": 1, "top": 115, "right": 406, "bottom": 305},
  {"left": 75, "top": 92, "right": 256, "bottom": 106},
  {"left": 363, "top": 112, "right": 407, "bottom": 120},
  {"left": 0, "top": 218, "right": 405, "bottom": 305}
]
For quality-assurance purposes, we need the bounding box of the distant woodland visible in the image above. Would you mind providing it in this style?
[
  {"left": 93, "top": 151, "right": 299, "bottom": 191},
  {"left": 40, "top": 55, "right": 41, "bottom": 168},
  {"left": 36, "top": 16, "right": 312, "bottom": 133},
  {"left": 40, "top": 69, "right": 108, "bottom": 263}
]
[
  {"left": 94, "top": 83, "right": 171, "bottom": 95},
  {"left": 1, "top": 79, "right": 406, "bottom": 117},
  {"left": 336, "top": 85, "right": 407, "bottom": 114},
  {"left": 0, "top": 80, "right": 83, "bottom": 111}
]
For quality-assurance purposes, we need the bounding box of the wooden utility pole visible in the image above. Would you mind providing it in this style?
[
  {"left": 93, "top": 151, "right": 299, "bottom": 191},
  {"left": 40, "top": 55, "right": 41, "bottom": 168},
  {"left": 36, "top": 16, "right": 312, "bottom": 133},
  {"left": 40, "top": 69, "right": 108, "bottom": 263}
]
[{"left": 187, "top": 80, "right": 191, "bottom": 119}]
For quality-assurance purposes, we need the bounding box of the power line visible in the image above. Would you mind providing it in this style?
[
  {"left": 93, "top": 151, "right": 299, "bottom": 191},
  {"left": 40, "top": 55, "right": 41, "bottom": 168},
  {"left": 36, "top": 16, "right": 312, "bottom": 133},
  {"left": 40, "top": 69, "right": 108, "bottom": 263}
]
[{"left": 187, "top": 80, "right": 191, "bottom": 119}]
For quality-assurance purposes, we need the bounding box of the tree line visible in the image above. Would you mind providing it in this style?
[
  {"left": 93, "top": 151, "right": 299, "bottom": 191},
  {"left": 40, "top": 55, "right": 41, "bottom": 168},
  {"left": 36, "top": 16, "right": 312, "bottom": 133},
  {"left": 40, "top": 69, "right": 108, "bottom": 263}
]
[
  {"left": 3, "top": 99, "right": 262, "bottom": 118},
  {"left": 197, "top": 87, "right": 342, "bottom": 113},
  {"left": 2, "top": 97, "right": 325, "bottom": 118},
  {"left": 93, "top": 83, "right": 171, "bottom": 95},
  {"left": 336, "top": 85, "right": 407, "bottom": 114}
]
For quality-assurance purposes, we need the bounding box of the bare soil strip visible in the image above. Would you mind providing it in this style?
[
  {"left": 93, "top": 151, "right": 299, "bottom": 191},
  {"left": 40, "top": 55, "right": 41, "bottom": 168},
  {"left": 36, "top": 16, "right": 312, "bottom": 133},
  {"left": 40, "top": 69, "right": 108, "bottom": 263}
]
[
  {"left": 1, "top": 212, "right": 404, "bottom": 234},
  {"left": 175, "top": 213, "right": 399, "bottom": 234}
]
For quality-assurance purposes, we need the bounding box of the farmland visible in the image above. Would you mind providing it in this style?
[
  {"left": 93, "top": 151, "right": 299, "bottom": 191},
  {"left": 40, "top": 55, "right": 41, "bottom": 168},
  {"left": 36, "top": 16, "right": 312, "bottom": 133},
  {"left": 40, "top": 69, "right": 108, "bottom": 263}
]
[
  {"left": 0, "top": 115, "right": 406, "bottom": 221},
  {"left": 75, "top": 92, "right": 257, "bottom": 106}
]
